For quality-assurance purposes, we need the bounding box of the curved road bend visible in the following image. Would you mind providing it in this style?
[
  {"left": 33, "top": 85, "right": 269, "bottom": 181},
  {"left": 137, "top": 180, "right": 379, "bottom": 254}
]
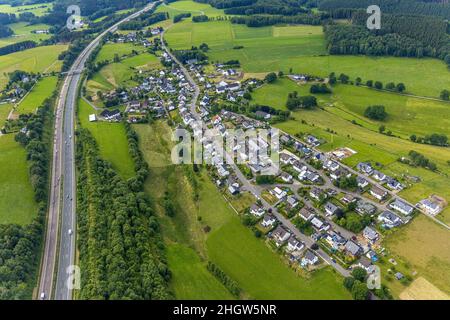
[{"left": 38, "top": 1, "right": 160, "bottom": 300}]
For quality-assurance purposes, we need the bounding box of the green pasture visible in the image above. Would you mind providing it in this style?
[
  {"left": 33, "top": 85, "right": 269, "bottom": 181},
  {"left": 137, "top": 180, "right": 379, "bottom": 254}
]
[
  {"left": 15, "top": 76, "right": 57, "bottom": 115},
  {"left": 0, "top": 2, "right": 52, "bottom": 16},
  {"left": 0, "top": 22, "right": 51, "bottom": 48}
]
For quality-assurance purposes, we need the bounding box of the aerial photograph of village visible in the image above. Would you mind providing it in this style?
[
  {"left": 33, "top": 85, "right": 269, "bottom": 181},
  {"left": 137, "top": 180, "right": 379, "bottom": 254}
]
[{"left": 0, "top": 0, "right": 449, "bottom": 308}]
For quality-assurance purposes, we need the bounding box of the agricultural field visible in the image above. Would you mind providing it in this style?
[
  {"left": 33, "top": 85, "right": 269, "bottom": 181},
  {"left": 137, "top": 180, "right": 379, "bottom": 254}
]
[
  {"left": 0, "top": 44, "right": 67, "bottom": 89},
  {"left": 159, "top": 1, "right": 449, "bottom": 98},
  {"left": 135, "top": 120, "right": 351, "bottom": 300},
  {"left": 14, "top": 76, "right": 57, "bottom": 115},
  {"left": 383, "top": 215, "right": 450, "bottom": 296},
  {"left": 0, "top": 2, "right": 52, "bottom": 16},
  {"left": 156, "top": 0, "right": 224, "bottom": 18},
  {"left": 77, "top": 98, "right": 135, "bottom": 179},
  {"left": 94, "top": 43, "right": 145, "bottom": 63},
  {"left": 0, "top": 134, "right": 37, "bottom": 225},
  {"left": 0, "top": 23, "right": 51, "bottom": 48}
]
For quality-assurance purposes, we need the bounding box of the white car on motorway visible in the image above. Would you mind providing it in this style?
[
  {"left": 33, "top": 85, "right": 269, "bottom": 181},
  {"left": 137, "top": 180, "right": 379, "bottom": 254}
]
[{"left": 40, "top": 292, "right": 45, "bottom": 300}]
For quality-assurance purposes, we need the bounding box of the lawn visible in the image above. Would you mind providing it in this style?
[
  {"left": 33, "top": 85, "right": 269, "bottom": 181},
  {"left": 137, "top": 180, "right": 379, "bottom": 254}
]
[
  {"left": 0, "top": 44, "right": 67, "bottom": 89},
  {"left": 0, "top": 103, "right": 12, "bottom": 124},
  {"left": 383, "top": 215, "right": 450, "bottom": 296},
  {"left": 0, "top": 134, "right": 37, "bottom": 225},
  {"left": 78, "top": 98, "right": 135, "bottom": 179},
  {"left": 15, "top": 76, "right": 57, "bottom": 115},
  {"left": 0, "top": 22, "right": 51, "bottom": 48},
  {"left": 166, "top": 243, "right": 235, "bottom": 300},
  {"left": 156, "top": 0, "right": 224, "bottom": 18}
]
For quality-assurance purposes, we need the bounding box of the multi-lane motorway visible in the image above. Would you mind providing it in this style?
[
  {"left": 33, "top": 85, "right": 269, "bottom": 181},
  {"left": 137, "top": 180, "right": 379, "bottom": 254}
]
[{"left": 37, "top": 1, "right": 159, "bottom": 300}]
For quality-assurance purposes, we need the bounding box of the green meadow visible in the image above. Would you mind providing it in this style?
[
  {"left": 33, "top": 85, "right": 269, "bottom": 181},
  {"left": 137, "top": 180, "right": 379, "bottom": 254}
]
[
  {"left": 0, "top": 2, "right": 52, "bottom": 16},
  {"left": 78, "top": 98, "right": 135, "bottom": 179},
  {"left": 159, "top": 1, "right": 449, "bottom": 97},
  {"left": 15, "top": 76, "right": 57, "bottom": 115},
  {"left": 135, "top": 120, "right": 350, "bottom": 300},
  {"left": 0, "top": 23, "right": 51, "bottom": 48},
  {"left": 0, "top": 44, "right": 67, "bottom": 89},
  {"left": 94, "top": 42, "right": 145, "bottom": 63},
  {"left": 0, "top": 103, "right": 12, "bottom": 124},
  {"left": 0, "top": 134, "right": 38, "bottom": 225}
]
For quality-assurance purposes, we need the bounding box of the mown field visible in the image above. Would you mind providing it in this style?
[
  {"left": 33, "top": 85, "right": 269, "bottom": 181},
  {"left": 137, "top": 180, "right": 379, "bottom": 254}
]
[
  {"left": 0, "top": 22, "right": 51, "bottom": 48},
  {"left": 383, "top": 215, "right": 450, "bottom": 296},
  {"left": 14, "top": 76, "right": 57, "bottom": 115},
  {"left": 0, "top": 134, "right": 37, "bottom": 225},
  {"left": 159, "top": 0, "right": 450, "bottom": 98},
  {"left": 78, "top": 98, "right": 135, "bottom": 179},
  {"left": 135, "top": 120, "right": 351, "bottom": 300},
  {"left": 0, "top": 44, "right": 67, "bottom": 89}
]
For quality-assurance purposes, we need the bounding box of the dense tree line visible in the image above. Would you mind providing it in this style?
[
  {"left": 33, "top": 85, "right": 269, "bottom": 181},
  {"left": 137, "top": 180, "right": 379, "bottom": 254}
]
[
  {"left": 324, "top": 13, "right": 450, "bottom": 67},
  {"left": 207, "top": 262, "right": 242, "bottom": 298},
  {"left": 0, "top": 93, "right": 54, "bottom": 299},
  {"left": 119, "top": 12, "right": 168, "bottom": 30},
  {"left": 0, "top": 40, "right": 37, "bottom": 56},
  {"left": 0, "top": 25, "right": 13, "bottom": 38},
  {"left": 406, "top": 150, "right": 437, "bottom": 171},
  {"left": 192, "top": 15, "right": 210, "bottom": 22},
  {"left": 173, "top": 12, "right": 191, "bottom": 23},
  {"left": 76, "top": 128, "right": 171, "bottom": 299},
  {"left": 231, "top": 13, "right": 322, "bottom": 27},
  {"left": 318, "top": 0, "right": 450, "bottom": 19},
  {"left": 310, "top": 83, "right": 331, "bottom": 94},
  {"left": 173, "top": 48, "right": 208, "bottom": 64},
  {"left": 410, "top": 133, "right": 448, "bottom": 147},
  {"left": 196, "top": 0, "right": 313, "bottom": 15}
]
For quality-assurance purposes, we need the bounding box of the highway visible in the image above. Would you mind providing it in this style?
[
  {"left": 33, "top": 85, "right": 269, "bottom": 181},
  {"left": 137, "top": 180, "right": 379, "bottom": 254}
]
[{"left": 38, "top": 1, "right": 160, "bottom": 300}]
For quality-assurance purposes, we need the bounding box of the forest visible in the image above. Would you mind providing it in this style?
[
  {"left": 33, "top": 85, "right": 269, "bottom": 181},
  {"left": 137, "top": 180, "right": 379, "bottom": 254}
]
[{"left": 75, "top": 125, "right": 171, "bottom": 299}]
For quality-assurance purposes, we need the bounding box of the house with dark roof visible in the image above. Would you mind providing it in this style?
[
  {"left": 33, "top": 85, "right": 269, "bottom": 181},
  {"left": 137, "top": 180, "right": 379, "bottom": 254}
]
[
  {"left": 363, "top": 226, "right": 379, "bottom": 243},
  {"left": 344, "top": 240, "right": 363, "bottom": 257},
  {"left": 272, "top": 226, "right": 291, "bottom": 246},
  {"left": 370, "top": 186, "right": 387, "bottom": 201},
  {"left": 378, "top": 210, "right": 402, "bottom": 229},
  {"left": 324, "top": 202, "right": 342, "bottom": 217}
]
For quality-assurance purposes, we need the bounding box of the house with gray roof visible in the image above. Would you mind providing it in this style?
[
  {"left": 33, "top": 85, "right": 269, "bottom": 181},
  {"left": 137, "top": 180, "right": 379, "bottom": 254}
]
[
  {"left": 345, "top": 240, "right": 363, "bottom": 257},
  {"left": 363, "top": 226, "right": 379, "bottom": 243},
  {"left": 378, "top": 210, "right": 402, "bottom": 229},
  {"left": 389, "top": 199, "right": 414, "bottom": 216},
  {"left": 324, "top": 202, "right": 342, "bottom": 217}
]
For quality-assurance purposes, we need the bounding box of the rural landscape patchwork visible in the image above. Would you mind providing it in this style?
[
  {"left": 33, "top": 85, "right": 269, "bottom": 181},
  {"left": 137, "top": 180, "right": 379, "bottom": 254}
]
[{"left": 0, "top": 0, "right": 449, "bottom": 305}]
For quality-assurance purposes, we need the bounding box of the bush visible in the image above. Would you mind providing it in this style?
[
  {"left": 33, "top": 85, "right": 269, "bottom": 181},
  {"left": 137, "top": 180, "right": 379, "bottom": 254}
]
[{"left": 364, "top": 105, "right": 387, "bottom": 121}]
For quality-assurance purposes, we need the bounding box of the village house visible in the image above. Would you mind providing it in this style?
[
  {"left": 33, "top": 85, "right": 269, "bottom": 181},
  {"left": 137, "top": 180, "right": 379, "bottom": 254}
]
[
  {"left": 357, "top": 176, "right": 369, "bottom": 189},
  {"left": 280, "top": 171, "right": 293, "bottom": 183},
  {"left": 341, "top": 194, "right": 357, "bottom": 204},
  {"left": 286, "top": 195, "right": 299, "bottom": 209},
  {"left": 270, "top": 187, "right": 287, "bottom": 200},
  {"left": 309, "top": 187, "right": 325, "bottom": 201},
  {"left": 261, "top": 214, "right": 277, "bottom": 228},
  {"left": 250, "top": 204, "right": 265, "bottom": 217},
  {"left": 301, "top": 251, "right": 319, "bottom": 266},
  {"left": 325, "top": 231, "right": 346, "bottom": 250},
  {"left": 311, "top": 216, "right": 330, "bottom": 231},
  {"left": 299, "top": 207, "right": 315, "bottom": 221},
  {"left": 418, "top": 199, "right": 442, "bottom": 215},
  {"left": 372, "top": 170, "right": 387, "bottom": 182},
  {"left": 287, "top": 237, "right": 304, "bottom": 252},
  {"left": 356, "top": 200, "right": 377, "bottom": 215},
  {"left": 356, "top": 256, "right": 373, "bottom": 272},
  {"left": 386, "top": 178, "right": 404, "bottom": 191},
  {"left": 378, "top": 210, "right": 402, "bottom": 229},
  {"left": 370, "top": 186, "right": 388, "bottom": 201},
  {"left": 363, "top": 226, "right": 379, "bottom": 243},
  {"left": 357, "top": 162, "right": 374, "bottom": 175},
  {"left": 344, "top": 240, "right": 363, "bottom": 257},
  {"left": 389, "top": 199, "right": 414, "bottom": 215},
  {"left": 100, "top": 109, "right": 121, "bottom": 121},
  {"left": 272, "top": 226, "right": 291, "bottom": 246},
  {"left": 324, "top": 202, "right": 342, "bottom": 217}
]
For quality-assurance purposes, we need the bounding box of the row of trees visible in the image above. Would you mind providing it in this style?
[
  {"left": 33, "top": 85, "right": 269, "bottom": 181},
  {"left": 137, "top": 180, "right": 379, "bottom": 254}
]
[
  {"left": 0, "top": 92, "right": 54, "bottom": 299},
  {"left": 173, "top": 12, "right": 191, "bottom": 23},
  {"left": 410, "top": 133, "right": 448, "bottom": 147},
  {"left": 0, "top": 40, "right": 37, "bottom": 56},
  {"left": 76, "top": 128, "right": 170, "bottom": 299},
  {"left": 407, "top": 150, "right": 437, "bottom": 171},
  {"left": 231, "top": 13, "right": 322, "bottom": 27},
  {"left": 119, "top": 12, "right": 168, "bottom": 30},
  {"left": 207, "top": 262, "right": 242, "bottom": 298}
]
